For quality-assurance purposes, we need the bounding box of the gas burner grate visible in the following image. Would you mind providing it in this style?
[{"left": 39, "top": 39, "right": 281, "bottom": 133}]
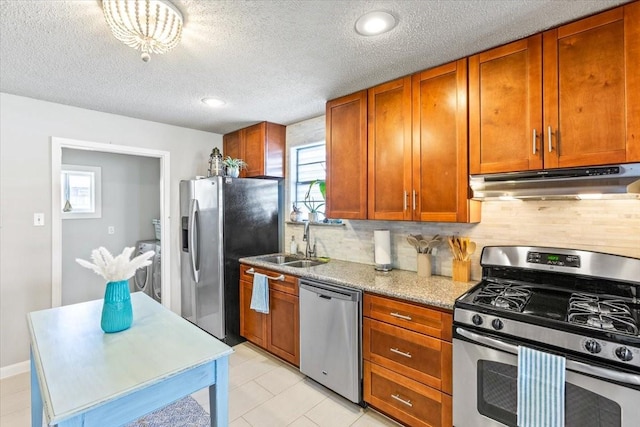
[
  {"left": 474, "top": 282, "right": 532, "bottom": 312},
  {"left": 568, "top": 293, "right": 638, "bottom": 336}
]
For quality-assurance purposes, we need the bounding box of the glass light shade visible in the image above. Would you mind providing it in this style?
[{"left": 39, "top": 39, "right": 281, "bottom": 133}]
[
  {"left": 355, "top": 11, "right": 397, "bottom": 36},
  {"left": 102, "top": 0, "right": 183, "bottom": 62}
]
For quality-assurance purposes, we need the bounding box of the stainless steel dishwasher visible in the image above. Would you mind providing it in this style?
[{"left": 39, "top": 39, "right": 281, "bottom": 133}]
[{"left": 299, "top": 278, "right": 363, "bottom": 404}]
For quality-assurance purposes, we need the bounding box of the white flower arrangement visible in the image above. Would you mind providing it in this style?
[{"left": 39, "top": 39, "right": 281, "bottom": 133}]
[{"left": 76, "top": 247, "right": 155, "bottom": 282}]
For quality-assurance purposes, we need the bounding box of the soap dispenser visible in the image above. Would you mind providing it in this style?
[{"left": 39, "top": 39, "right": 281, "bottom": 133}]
[{"left": 290, "top": 236, "right": 298, "bottom": 255}]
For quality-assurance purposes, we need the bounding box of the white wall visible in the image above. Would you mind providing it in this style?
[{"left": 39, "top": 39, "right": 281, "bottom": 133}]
[
  {"left": 0, "top": 93, "right": 221, "bottom": 370},
  {"left": 284, "top": 116, "right": 640, "bottom": 279},
  {"left": 61, "top": 149, "right": 160, "bottom": 305}
]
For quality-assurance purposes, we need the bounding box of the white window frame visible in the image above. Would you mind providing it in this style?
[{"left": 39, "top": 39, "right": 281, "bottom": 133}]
[
  {"left": 291, "top": 142, "right": 326, "bottom": 217},
  {"left": 61, "top": 164, "right": 102, "bottom": 219}
]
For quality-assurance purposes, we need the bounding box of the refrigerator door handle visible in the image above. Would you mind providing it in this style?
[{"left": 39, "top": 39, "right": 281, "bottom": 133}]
[{"left": 189, "top": 199, "right": 201, "bottom": 283}]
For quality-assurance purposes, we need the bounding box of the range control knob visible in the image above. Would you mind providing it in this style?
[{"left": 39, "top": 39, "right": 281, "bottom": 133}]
[
  {"left": 584, "top": 339, "right": 601, "bottom": 354},
  {"left": 491, "top": 319, "right": 504, "bottom": 330},
  {"left": 615, "top": 346, "right": 633, "bottom": 362},
  {"left": 472, "top": 314, "right": 483, "bottom": 326}
]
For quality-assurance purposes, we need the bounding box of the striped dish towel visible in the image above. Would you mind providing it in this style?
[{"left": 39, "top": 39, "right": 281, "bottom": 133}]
[{"left": 517, "top": 346, "right": 566, "bottom": 427}]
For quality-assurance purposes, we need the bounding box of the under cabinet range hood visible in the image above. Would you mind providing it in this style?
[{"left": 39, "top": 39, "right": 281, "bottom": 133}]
[{"left": 470, "top": 163, "right": 640, "bottom": 200}]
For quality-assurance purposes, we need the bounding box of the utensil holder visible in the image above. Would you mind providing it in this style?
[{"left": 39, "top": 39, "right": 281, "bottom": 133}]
[
  {"left": 417, "top": 253, "right": 431, "bottom": 277},
  {"left": 452, "top": 259, "right": 471, "bottom": 282}
]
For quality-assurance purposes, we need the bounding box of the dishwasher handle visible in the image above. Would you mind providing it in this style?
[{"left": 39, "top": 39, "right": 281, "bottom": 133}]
[{"left": 299, "top": 280, "right": 361, "bottom": 302}]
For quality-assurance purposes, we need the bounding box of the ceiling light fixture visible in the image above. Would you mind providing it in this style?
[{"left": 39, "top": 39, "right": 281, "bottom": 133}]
[
  {"left": 102, "top": 0, "right": 183, "bottom": 62},
  {"left": 355, "top": 11, "right": 397, "bottom": 36},
  {"left": 202, "top": 98, "right": 226, "bottom": 107}
]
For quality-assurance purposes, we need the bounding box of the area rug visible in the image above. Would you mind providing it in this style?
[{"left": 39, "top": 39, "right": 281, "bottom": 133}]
[{"left": 125, "top": 395, "right": 210, "bottom": 427}]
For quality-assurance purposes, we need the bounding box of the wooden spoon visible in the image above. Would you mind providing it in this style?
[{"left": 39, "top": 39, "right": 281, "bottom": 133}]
[{"left": 464, "top": 241, "right": 477, "bottom": 261}]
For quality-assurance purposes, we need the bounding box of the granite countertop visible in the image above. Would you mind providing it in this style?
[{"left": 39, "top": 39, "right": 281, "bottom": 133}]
[{"left": 239, "top": 254, "right": 478, "bottom": 311}]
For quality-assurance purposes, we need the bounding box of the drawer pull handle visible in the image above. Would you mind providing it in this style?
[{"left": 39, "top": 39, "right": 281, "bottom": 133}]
[
  {"left": 391, "top": 393, "right": 413, "bottom": 407},
  {"left": 390, "top": 347, "right": 412, "bottom": 358},
  {"left": 245, "top": 268, "right": 284, "bottom": 281},
  {"left": 390, "top": 312, "right": 412, "bottom": 321}
]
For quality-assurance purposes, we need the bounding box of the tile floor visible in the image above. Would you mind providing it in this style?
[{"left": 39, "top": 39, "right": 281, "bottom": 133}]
[{"left": 1, "top": 342, "right": 401, "bottom": 426}]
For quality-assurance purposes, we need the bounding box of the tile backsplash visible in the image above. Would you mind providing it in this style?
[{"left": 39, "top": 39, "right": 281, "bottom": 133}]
[
  {"left": 284, "top": 115, "right": 640, "bottom": 281},
  {"left": 285, "top": 199, "right": 640, "bottom": 281}
]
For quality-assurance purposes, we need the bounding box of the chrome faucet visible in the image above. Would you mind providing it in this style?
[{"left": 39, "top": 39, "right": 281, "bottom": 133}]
[{"left": 303, "top": 221, "right": 316, "bottom": 258}]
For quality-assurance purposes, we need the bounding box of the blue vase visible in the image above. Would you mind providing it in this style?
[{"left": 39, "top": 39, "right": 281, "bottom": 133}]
[{"left": 101, "top": 280, "right": 133, "bottom": 333}]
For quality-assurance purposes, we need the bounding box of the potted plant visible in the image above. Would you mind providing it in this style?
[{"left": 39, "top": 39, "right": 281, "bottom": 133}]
[
  {"left": 303, "top": 179, "right": 326, "bottom": 222},
  {"left": 222, "top": 156, "right": 248, "bottom": 178}
]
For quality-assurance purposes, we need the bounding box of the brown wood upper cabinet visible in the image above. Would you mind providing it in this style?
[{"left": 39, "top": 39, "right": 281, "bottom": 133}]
[
  {"left": 543, "top": 3, "right": 640, "bottom": 168},
  {"left": 366, "top": 63, "right": 478, "bottom": 222},
  {"left": 367, "top": 76, "right": 414, "bottom": 221},
  {"left": 470, "top": 2, "right": 640, "bottom": 174},
  {"left": 223, "top": 121, "right": 285, "bottom": 178},
  {"left": 412, "top": 59, "right": 480, "bottom": 223},
  {"left": 325, "top": 90, "right": 368, "bottom": 219}
]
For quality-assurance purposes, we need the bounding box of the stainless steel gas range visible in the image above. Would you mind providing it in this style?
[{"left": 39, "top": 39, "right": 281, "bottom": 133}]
[{"left": 453, "top": 246, "right": 640, "bottom": 427}]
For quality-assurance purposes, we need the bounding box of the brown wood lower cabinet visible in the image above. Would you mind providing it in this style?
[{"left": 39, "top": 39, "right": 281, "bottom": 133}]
[
  {"left": 364, "top": 361, "right": 452, "bottom": 427},
  {"left": 267, "top": 289, "right": 299, "bottom": 365},
  {"left": 363, "top": 293, "right": 453, "bottom": 427},
  {"left": 239, "top": 264, "right": 300, "bottom": 366}
]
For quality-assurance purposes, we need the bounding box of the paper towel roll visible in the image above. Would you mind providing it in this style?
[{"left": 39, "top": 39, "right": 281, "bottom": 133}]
[{"left": 374, "top": 229, "right": 392, "bottom": 270}]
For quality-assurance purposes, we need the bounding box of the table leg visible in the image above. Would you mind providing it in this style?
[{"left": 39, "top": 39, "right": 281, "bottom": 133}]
[
  {"left": 209, "top": 355, "right": 229, "bottom": 426},
  {"left": 30, "top": 349, "right": 44, "bottom": 427}
]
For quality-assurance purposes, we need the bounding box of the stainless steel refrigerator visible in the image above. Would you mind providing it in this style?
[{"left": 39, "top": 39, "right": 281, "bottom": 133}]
[{"left": 180, "top": 176, "right": 280, "bottom": 345}]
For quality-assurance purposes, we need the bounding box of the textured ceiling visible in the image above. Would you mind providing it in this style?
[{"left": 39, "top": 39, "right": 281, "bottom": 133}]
[{"left": 0, "top": 0, "right": 631, "bottom": 135}]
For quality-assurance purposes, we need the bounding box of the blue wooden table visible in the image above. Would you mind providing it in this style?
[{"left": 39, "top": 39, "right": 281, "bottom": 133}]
[{"left": 27, "top": 292, "right": 233, "bottom": 426}]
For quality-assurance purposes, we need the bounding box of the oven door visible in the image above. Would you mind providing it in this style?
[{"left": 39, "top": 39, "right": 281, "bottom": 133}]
[{"left": 453, "top": 326, "right": 640, "bottom": 427}]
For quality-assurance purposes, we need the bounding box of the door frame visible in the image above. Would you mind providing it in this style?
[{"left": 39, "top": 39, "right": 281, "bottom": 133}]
[{"left": 51, "top": 137, "right": 171, "bottom": 309}]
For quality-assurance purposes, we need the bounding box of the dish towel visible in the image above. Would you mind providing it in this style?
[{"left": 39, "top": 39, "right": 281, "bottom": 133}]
[
  {"left": 250, "top": 273, "right": 269, "bottom": 314},
  {"left": 517, "top": 346, "right": 566, "bottom": 427}
]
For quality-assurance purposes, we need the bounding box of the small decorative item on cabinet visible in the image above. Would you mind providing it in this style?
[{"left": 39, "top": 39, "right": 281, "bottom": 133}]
[
  {"left": 76, "top": 246, "right": 155, "bottom": 333},
  {"left": 207, "top": 147, "right": 224, "bottom": 177},
  {"left": 222, "top": 156, "right": 248, "bottom": 178}
]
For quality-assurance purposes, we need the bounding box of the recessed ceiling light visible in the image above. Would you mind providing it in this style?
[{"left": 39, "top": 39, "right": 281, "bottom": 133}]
[
  {"left": 202, "top": 97, "right": 226, "bottom": 107},
  {"left": 355, "top": 11, "right": 397, "bottom": 36}
]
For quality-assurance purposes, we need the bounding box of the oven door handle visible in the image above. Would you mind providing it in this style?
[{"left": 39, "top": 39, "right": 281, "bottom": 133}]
[{"left": 455, "top": 327, "right": 640, "bottom": 387}]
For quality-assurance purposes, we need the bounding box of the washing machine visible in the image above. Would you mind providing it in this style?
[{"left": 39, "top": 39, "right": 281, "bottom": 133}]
[{"left": 133, "top": 239, "right": 161, "bottom": 303}]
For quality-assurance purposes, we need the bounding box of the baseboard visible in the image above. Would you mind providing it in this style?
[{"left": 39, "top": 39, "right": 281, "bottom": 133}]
[{"left": 0, "top": 360, "right": 30, "bottom": 379}]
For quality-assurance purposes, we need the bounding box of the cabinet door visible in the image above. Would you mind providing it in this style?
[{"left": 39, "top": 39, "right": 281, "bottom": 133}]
[
  {"left": 543, "top": 4, "right": 640, "bottom": 168},
  {"left": 239, "top": 279, "right": 267, "bottom": 346},
  {"left": 368, "top": 77, "right": 413, "bottom": 220},
  {"left": 325, "top": 91, "right": 368, "bottom": 219},
  {"left": 364, "top": 361, "right": 452, "bottom": 427},
  {"left": 223, "top": 130, "right": 245, "bottom": 176},
  {"left": 244, "top": 122, "right": 267, "bottom": 177},
  {"left": 412, "top": 59, "right": 480, "bottom": 223},
  {"left": 363, "top": 318, "right": 452, "bottom": 394},
  {"left": 469, "top": 35, "right": 543, "bottom": 174},
  {"left": 267, "top": 289, "right": 300, "bottom": 366}
]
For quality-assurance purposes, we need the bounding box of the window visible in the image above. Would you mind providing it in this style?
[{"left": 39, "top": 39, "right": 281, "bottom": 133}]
[
  {"left": 61, "top": 165, "right": 102, "bottom": 219},
  {"left": 292, "top": 143, "right": 326, "bottom": 216}
]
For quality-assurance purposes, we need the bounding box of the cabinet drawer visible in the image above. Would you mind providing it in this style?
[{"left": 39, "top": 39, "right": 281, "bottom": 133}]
[
  {"left": 240, "top": 264, "right": 298, "bottom": 296},
  {"left": 364, "top": 293, "right": 452, "bottom": 341},
  {"left": 364, "top": 361, "right": 452, "bottom": 427},
  {"left": 363, "top": 318, "right": 452, "bottom": 394}
]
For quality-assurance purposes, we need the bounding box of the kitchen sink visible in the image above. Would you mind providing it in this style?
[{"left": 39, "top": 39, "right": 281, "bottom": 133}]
[
  {"left": 259, "top": 255, "right": 327, "bottom": 268},
  {"left": 260, "top": 255, "right": 300, "bottom": 265},
  {"left": 282, "top": 259, "right": 326, "bottom": 268}
]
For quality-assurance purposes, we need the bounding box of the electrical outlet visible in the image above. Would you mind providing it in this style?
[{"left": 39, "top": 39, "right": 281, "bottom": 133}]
[
  {"left": 108, "top": 226, "right": 115, "bottom": 235},
  {"left": 34, "top": 213, "right": 44, "bottom": 226}
]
